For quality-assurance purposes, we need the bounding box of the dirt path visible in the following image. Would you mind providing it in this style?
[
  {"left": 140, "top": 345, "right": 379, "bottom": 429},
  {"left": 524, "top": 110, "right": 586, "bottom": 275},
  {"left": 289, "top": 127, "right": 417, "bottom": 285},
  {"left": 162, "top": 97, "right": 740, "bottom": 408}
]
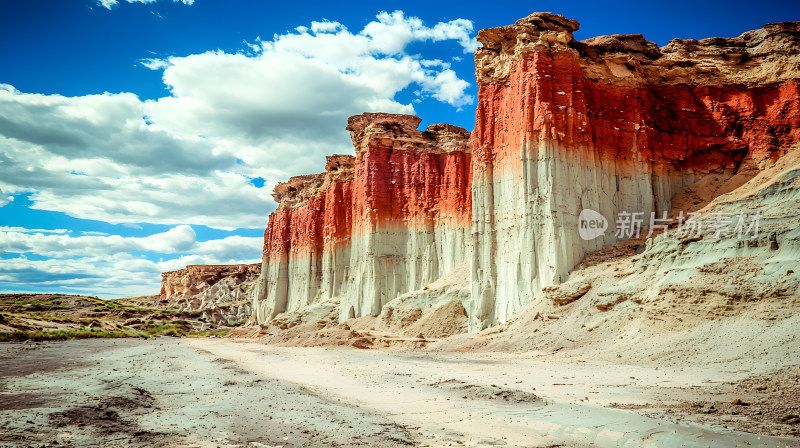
[
  {"left": 1, "top": 338, "right": 798, "bottom": 447},
  {"left": 0, "top": 339, "right": 414, "bottom": 447}
]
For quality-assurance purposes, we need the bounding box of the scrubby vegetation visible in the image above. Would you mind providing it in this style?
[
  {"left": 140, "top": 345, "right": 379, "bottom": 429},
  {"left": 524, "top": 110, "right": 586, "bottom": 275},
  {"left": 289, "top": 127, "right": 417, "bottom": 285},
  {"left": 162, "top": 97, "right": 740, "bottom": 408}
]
[
  {"left": 0, "top": 293, "right": 233, "bottom": 341},
  {"left": 91, "top": 299, "right": 177, "bottom": 314},
  {"left": 0, "top": 327, "right": 150, "bottom": 341},
  {"left": 0, "top": 324, "right": 229, "bottom": 341}
]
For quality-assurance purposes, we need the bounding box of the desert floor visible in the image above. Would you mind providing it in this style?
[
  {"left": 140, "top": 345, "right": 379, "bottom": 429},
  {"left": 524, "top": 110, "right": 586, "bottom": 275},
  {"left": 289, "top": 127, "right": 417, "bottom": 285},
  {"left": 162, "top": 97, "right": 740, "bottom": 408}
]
[{"left": 0, "top": 338, "right": 798, "bottom": 447}]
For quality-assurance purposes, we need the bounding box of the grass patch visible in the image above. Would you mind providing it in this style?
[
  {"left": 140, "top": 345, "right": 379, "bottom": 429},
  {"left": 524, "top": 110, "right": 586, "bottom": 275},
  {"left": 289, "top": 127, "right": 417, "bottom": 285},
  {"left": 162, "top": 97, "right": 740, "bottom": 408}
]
[
  {"left": 0, "top": 327, "right": 151, "bottom": 342},
  {"left": 92, "top": 300, "right": 181, "bottom": 314},
  {"left": 0, "top": 324, "right": 230, "bottom": 341},
  {"left": 4, "top": 300, "right": 70, "bottom": 310},
  {"left": 91, "top": 300, "right": 127, "bottom": 312},
  {"left": 133, "top": 320, "right": 192, "bottom": 337},
  {"left": 9, "top": 312, "right": 81, "bottom": 325}
]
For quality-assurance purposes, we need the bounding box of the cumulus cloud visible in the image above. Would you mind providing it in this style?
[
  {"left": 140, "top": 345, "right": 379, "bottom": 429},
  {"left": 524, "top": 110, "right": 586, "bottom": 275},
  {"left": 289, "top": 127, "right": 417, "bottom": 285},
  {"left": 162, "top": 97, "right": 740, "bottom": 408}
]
[
  {"left": 0, "top": 85, "right": 225, "bottom": 175},
  {"left": 0, "top": 226, "right": 262, "bottom": 296},
  {"left": 0, "top": 85, "right": 275, "bottom": 229},
  {"left": 139, "top": 58, "right": 171, "bottom": 70},
  {"left": 0, "top": 226, "right": 69, "bottom": 234},
  {"left": 0, "top": 11, "right": 477, "bottom": 296},
  {"left": 98, "top": 0, "right": 194, "bottom": 9},
  {"left": 361, "top": 11, "right": 478, "bottom": 54},
  {"left": 0, "top": 225, "right": 261, "bottom": 260},
  {"left": 0, "top": 252, "right": 259, "bottom": 297},
  {"left": 310, "top": 21, "right": 342, "bottom": 34},
  {"left": 143, "top": 10, "right": 476, "bottom": 176},
  {"left": 0, "top": 11, "right": 476, "bottom": 231}
]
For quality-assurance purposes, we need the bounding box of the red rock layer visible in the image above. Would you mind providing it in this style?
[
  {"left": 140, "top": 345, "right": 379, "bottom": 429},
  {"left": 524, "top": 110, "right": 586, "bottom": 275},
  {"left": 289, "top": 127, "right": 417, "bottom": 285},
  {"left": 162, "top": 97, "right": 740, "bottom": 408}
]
[
  {"left": 252, "top": 114, "right": 472, "bottom": 321},
  {"left": 468, "top": 13, "right": 800, "bottom": 329},
  {"left": 263, "top": 116, "right": 472, "bottom": 252},
  {"left": 474, "top": 50, "right": 800, "bottom": 178},
  {"left": 350, "top": 123, "right": 472, "bottom": 233},
  {"left": 249, "top": 15, "right": 799, "bottom": 329},
  {"left": 263, "top": 167, "right": 354, "bottom": 262}
]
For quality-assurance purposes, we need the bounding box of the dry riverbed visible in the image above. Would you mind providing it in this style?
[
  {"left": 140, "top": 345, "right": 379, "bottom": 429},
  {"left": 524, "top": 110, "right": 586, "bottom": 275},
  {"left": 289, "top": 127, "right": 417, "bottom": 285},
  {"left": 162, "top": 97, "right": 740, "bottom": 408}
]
[{"left": 0, "top": 338, "right": 798, "bottom": 447}]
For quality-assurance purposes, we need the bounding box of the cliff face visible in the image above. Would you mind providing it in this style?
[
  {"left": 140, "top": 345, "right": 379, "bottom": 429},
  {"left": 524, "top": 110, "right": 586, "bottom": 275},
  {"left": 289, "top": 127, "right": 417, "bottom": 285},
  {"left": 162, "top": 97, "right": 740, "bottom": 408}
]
[
  {"left": 249, "top": 14, "right": 800, "bottom": 331},
  {"left": 251, "top": 113, "right": 472, "bottom": 323},
  {"left": 469, "top": 13, "right": 800, "bottom": 329},
  {"left": 160, "top": 264, "right": 260, "bottom": 324}
]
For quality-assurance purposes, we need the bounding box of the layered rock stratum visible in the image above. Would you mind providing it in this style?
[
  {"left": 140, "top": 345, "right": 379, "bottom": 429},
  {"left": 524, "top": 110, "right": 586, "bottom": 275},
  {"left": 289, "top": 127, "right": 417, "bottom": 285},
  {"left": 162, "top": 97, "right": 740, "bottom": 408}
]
[
  {"left": 250, "top": 114, "right": 472, "bottom": 323},
  {"left": 159, "top": 264, "right": 259, "bottom": 325},
  {"left": 469, "top": 13, "right": 799, "bottom": 329},
  {"left": 238, "top": 14, "right": 800, "bottom": 334}
]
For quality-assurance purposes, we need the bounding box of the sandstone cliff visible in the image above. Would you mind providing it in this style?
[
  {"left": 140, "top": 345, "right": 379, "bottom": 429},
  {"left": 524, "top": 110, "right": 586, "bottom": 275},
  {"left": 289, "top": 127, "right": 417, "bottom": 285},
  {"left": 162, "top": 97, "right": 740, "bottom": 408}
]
[
  {"left": 469, "top": 13, "right": 799, "bottom": 329},
  {"left": 432, "top": 145, "right": 800, "bottom": 356},
  {"left": 250, "top": 113, "right": 472, "bottom": 323},
  {"left": 247, "top": 14, "right": 799, "bottom": 333},
  {"left": 159, "top": 264, "right": 259, "bottom": 325}
]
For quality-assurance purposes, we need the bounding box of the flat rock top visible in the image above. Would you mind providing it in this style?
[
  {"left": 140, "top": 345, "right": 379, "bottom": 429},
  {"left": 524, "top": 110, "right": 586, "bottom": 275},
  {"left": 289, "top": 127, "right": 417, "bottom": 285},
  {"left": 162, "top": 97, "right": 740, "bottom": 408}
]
[{"left": 476, "top": 12, "right": 800, "bottom": 86}]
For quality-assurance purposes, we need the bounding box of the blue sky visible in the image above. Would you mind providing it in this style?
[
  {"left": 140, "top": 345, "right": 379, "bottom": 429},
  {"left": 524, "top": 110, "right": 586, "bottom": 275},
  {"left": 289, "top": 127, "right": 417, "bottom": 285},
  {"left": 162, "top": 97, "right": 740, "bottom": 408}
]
[{"left": 1, "top": 0, "right": 797, "bottom": 298}]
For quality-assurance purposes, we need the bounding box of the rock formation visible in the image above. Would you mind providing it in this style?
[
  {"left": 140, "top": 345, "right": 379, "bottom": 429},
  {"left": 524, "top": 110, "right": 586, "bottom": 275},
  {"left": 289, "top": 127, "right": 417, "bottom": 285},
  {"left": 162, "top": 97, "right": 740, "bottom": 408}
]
[
  {"left": 159, "top": 264, "right": 259, "bottom": 325},
  {"left": 250, "top": 113, "right": 472, "bottom": 323},
  {"left": 435, "top": 146, "right": 800, "bottom": 355},
  {"left": 247, "top": 14, "right": 799, "bottom": 332},
  {"left": 469, "top": 13, "right": 799, "bottom": 329}
]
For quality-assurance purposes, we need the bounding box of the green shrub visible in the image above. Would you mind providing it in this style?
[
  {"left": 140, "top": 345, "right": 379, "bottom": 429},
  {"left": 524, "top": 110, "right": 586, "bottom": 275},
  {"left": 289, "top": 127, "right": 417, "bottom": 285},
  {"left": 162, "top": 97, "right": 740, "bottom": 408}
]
[
  {"left": 0, "top": 327, "right": 151, "bottom": 342},
  {"left": 6, "top": 300, "right": 69, "bottom": 309}
]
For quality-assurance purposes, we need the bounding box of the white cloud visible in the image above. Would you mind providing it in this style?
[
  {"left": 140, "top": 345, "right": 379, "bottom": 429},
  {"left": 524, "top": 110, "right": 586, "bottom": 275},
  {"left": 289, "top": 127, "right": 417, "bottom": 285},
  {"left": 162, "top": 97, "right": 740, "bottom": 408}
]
[
  {"left": 81, "top": 231, "right": 111, "bottom": 236},
  {"left": 422, "top": 69, "right": 472, "bottom": 107},
  {"left": 0, "top": 252, "right": 258, "bottom": 298},
  {"left": 142, "top": 10, "right": 475, "bottom": 182},
  {"left": 0, "top": 226, "right": 69, "bottom": 234},
  {"left": 0, "top": 225, "right": 261, "bottom": 260},
  {"left": 310, "top": 21, "right": 342, "bottom": 34},
  {"left": 0, "top": 11, "right": 477, "bottom": 297},
  {"left": 361, "top": 11, "right": 478, "bottom": 54},
  {"left": 0, "top": 226, "right": 262, "bottom": 296},
  {"left": 0, "top": 85, "right": 275, "bottom": 229},
  {"left": 98, "top": 0, "right": 194, "bottom": 10},
  {"left": 140, "top": 58, "right": 170, "bottom": 70},
  {"left": 0, "top": 11, "right": 476, "bottom": 231}
]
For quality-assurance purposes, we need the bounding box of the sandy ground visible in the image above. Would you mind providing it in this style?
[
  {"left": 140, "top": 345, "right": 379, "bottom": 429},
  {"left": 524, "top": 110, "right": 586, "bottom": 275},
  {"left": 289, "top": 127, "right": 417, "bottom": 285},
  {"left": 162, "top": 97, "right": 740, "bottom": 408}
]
[{"left": 1, "top": 338, "right": 799, "bottom": 448}]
